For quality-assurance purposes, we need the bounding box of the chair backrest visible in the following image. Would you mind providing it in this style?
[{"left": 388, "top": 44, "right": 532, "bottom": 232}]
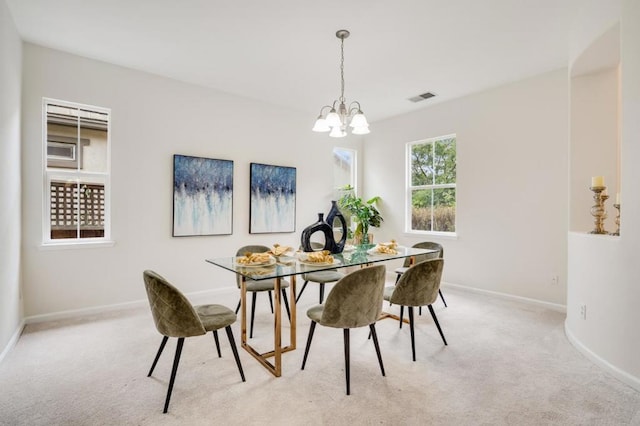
[
  {"left": 143, "top": 270, "right": 206, "bottom": 338},
  {"left": 320, "top": 264, "right": 386, "bottom": 329},
  {"left": 390, "top": 258, "right": 444, "bottom": 307},
  {"left": 402, "top": 241, "right": 444, "bottom": 267},
  {"left": 235, "top": 245, "right": 270, "bottom": 288}
]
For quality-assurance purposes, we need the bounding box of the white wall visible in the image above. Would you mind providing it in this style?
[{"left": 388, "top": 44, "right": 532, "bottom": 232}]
[
  {"left": 363, "top": 69, "right": 569, "bottom": 306},
  {"left": 0, "top": 0, "right": 23, "bottom": 358},
  {"left": 21, "top": 43, "right": 362, "bottom": 317},
  {"left": 565, "top": 0, "right": 640, "bottom": 391}
]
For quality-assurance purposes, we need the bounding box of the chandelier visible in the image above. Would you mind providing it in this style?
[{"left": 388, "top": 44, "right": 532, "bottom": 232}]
[{"left": 312, "top": 30, "right": 370, "bottom": 137}]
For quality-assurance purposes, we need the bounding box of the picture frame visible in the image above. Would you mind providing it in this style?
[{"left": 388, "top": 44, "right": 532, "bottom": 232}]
[
  {"left": 173, "top": 154, "right": 233, "bottom": 236},
  {"left": 250, "top": 162, "right": 296, "bottom": 234}
]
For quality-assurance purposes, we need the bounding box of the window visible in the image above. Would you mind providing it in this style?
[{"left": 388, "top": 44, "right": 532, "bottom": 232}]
[
  {"left": 43, "top": 99, "right": 111, "bottom": 244},
  {"left": 332, "top": 147, "right": 357, "bottom": 193},
  {"left": 407, "top": 135, "right": 456, "bottom": 233}
]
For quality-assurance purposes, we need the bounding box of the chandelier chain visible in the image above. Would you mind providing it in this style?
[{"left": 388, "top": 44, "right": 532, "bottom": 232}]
[{"left": 339, "top": 37, "right": 345, "bottom": 103}]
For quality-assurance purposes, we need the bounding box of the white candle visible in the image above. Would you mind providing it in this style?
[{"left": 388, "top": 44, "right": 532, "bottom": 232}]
[{"left": 591, "top": 176, "right": 604, "bottom": 187}]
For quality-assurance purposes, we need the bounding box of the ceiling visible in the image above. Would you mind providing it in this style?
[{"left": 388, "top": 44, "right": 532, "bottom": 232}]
[{"left": 6, "top": 0, "right": 575, "bottom": 124}]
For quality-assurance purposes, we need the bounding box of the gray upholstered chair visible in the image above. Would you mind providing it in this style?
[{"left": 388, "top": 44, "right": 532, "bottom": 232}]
[
  {"left": 385, "top": 258, "right": 447, "bottom": 361},
  {"left": 235, "top": 245, "right": 291, "bottom": 338},
  {"left": 301, "top": 264, "right": 387, "bottom": 395},
  {"left": 296, "top": 242, "right": 345, "bottom": 304},
  {"left": 143, "top": 270, "right": 245, "bottom": 413},
  {"left": 394, "top": 241, "right": 447, "bottom": 323}
]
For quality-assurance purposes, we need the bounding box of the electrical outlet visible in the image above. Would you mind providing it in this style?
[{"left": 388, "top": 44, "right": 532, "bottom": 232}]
[
  {"left": 551, "top": 275, "right": 559, "bottom": 285},
  {"left": 580, "top": 304, "right": 587, "bottom": 320}
]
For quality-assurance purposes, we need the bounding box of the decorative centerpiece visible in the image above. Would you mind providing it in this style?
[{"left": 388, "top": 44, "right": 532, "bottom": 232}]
[
  {"left": 589, "top": 176, "right": 608, "bottom": 235},
  {"left": 337, "top": 185, "right": 382, "bottom": 245},
  {"left": 300, "top": 201, "right": 348, "bottom": 253}
]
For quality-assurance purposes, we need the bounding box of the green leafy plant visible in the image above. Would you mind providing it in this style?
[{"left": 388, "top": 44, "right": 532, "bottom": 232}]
[{"left": 337, "top": 185, "right": 383, "bottom": 243}]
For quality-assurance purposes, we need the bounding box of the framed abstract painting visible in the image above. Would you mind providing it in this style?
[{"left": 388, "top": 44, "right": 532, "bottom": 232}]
[
  {"left": 173, "top": 154, "right": 233, "bottom": 236},
  {"left": 250, "top": 163, "right": 296, "bottom": 234}
]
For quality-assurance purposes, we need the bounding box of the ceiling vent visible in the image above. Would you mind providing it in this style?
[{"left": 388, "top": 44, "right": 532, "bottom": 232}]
[{"left": 408, "top": 92, "right": 436, "bottom": 103}]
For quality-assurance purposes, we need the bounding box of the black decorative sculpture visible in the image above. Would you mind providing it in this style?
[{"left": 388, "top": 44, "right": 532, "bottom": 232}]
[{"left": 300, "top": 201, "right": 348, "bottom": 254}]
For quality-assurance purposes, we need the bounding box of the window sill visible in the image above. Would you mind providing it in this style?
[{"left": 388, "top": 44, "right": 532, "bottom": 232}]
[
  {"left": 39, "top": 240, "right": 116, "bottom": 250},
  {"left": 403, "top": 231, "right": 458, "bottom": 240}
]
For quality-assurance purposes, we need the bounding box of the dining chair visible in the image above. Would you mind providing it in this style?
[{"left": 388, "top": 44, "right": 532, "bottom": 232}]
[
  {"left": 394, "top": 241, "right": 447, "bottom": 325},
  {"left": 143, "top": 270, "right": 245, "bottom": 413},
  {"left": 235, "top": 245, "right": 291, "bottom": 338},
  {"left": 296, "top": 242, "right": 345, "bottom": 304},
  {"left": 301, "top": 264, "right": 387, "bottom": 395},
  {"left": 385, "top": 258, "right": 447, "bottom": 361}
]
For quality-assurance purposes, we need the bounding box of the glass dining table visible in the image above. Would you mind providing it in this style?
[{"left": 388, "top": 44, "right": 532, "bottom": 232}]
[{"left": 205, "top": 244, "right": 435, "bottom": 377}]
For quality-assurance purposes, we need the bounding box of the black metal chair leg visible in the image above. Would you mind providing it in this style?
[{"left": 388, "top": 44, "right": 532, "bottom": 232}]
[
  {"left": 235, "top": 299, "right": 241, "bottom": 315},
  {"left": 428, "top": 304, "right": 448, "bottom": 345},
  {"left": 369, "top": 324, "right": 385, "bottom": 376},
  {"left": 296, "top": 281, "right": 309, "bottom": 302},
  {"left": 225, "top": 326, "right": 245, "bottom": 382},
  {"left": 395, "top": 273, "right": 401, "bottom": 284},
  {"left": 281, "top": 289, "right": 291, "bottom": 321},
  {"left": 250, "top": 292, "right": 257, "bottom": 339},
  {"left": 419, "top": 306, "right": 422, "bottom": 315},
  {"left": 344, "top": 329, "right": 350, "bottom": 395},
  {"left": 399, "top": 305, "right": 404, "bottom": 329},
  {"left": 268, "top": 291, "right": 274, "bottom": 313},
  {"left": 439, "top": 290, "right": 448, "bottom": 307},
  {"left": 163, "top": 337, "right": 184, "bottom": 414},
  {"left": 148, "top": 335, "right": 169, "bottom": 377},
  {"left": 409, "top": 306, "right": 416, "bottom": 361},
  {"left": 212, "top": 330, "right": 221, "bottom": 358},
  {"left": 319, "top": 283, "right": 325, "bottom": 304},
  {"left": 301, "top": 321, "right": 317, "bottom": 370}
]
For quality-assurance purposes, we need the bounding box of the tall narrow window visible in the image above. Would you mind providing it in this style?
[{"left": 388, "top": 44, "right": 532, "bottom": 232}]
[
  {"left": 407, "top": 135, "right": 456, "bottom": 233},
  {"left": 43, "top": 99, "right": 111, "bottom": 243},
  {"left": 332, "top": 147, "right": 357, "bottom": 193}
]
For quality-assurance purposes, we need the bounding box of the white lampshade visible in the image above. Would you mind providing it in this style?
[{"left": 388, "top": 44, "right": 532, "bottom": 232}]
[
  {"left": 352, "top": 125, "right": 370, "bottom": 135},
  {"left": 325, "top": 110, "right": 342, "bottom": 128},
  {"left": 329, "top": 126, "right": 347, "bottom": 138},
  {"left": 312, "top": 117, "right": 330, "bottom": 132},
  {"left": 349, "top": 112, "right": 369, "bottom": 128}
]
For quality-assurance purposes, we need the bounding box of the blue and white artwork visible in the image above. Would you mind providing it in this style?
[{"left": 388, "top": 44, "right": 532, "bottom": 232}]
[
  {"left": 173, "top": 155, "right": 233, "bottom": 236},
  {"left": 250, "top": 163, "right": 296, "bottom": 234}
]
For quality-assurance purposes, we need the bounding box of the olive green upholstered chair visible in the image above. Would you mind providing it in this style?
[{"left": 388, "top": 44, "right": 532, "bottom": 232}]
[
  {"left": 394, "top": 241, "right": 447, "bottom": 323},
  {"left": 235, "top": 245, "right": 291, "bottom": 339},
  {"left": 301, "top": 264, "right": 387, "bottom": 395},
  {"left": 385, "top": 258, "right": 447, "bottom": 361},
  {"left": 296, "top": 242, "right": 345, "bottom": 304},
  {"left": 143, "top": 270, "right": 245, "bottom": 413}
]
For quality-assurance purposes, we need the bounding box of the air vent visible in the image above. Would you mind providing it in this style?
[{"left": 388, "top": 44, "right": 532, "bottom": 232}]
[{"left": 408, "top": 92, "right": 436, "bottom": 103}]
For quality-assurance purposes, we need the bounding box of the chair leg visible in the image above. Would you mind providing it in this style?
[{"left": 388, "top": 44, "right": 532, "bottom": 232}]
[
  {"left": 344, "top": 328, "right": 351, "bottom": 395},
  {"left": 250, "top": 292, "right": 257, "bottom": 339},
  {"left": 268, "top": 291, "right": 274, "bottom": 313},
  {"left": 235, "top": 299, "right": 241, "bottom": 315},
  {"left": 163, "top": 337, "right": 184, "bottom": 414},
  {"left": 148, "top": 335, "right": 169, "bottom": 377},
  {"left": 369, "top": 324, "right": 385, "bottom": 376},
  {"left": 428, "top": 304, "right": 448, "bottom": 345},
  {"left": 301, "top": 321, "right": 317, "bottom": 370},
  {"left": 399, "top": 305, "right": 404, "bottom": 329},
  {"left": 212, "top": 331, "right": 221, "bottom": 358},
  {"left": 281, "top": 289, "right": 291, "bottom": 321},
  {"left": 296, "top": 281, "right": 309, "bottom": 303},
  {"left": 408, "top": 306, "right": 416, "bottom": 361},
  {"left": 225, "top": 326, "right": 246, "bottom": 382},
  {"left": 439, "top": 289, "right": 448, "bottom": 307},
  {"left": 419, "top": 306, "right": 422, "bottom": 316},
  {"left": 319, "top": 283, "right": 325, "bottom": 304},
  {"left": 395, "top": 273, "right": 401, "bottom": 284}
]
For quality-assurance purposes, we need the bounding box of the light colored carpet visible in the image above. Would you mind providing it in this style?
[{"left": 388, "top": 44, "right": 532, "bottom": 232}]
[{"left": 1, "top": 284, "right": 639, "bottom": 425}]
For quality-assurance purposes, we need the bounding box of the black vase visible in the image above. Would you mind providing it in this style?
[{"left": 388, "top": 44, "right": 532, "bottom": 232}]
[
  {"left": 325, "top": 200, "right": 347, "bottom": 253},
  {"left": 300, "top": 213, "right": 334, "bottom": 252}
]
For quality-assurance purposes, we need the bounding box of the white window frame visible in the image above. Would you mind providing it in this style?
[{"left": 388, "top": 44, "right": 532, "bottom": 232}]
[
  {"left": 42, "top": 98, "right": 112, "bottom": 247},
  {"left": 405, "top": 134, "right": 457, "bottom": 236}
]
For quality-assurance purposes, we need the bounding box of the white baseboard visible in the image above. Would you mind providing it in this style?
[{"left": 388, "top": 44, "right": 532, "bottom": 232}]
[
  {"left": 0, "top": 320, "right": 25, "bottom": 365},
  {"left": 565, "top": 323, "right": 640, "bottom": 392},
  {"left": 24, "top": 286, "right": 236, "bottom": 324},
  {"left": 441, "top": 281, "right": 567, "bottom": 313}
]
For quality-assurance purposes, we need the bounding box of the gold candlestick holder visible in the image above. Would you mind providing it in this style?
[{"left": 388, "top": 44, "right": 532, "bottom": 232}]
[
  {"left": 610, "top": 203, "right": 620, "bottom": 236},
  {"left": 589, "top": 186, "right": 608, "bottom": 234}
]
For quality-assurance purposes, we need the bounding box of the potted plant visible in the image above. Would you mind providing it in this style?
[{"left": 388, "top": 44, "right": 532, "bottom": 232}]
[{"left": 337, "top": 185, "right": 383, "bottom": 245}]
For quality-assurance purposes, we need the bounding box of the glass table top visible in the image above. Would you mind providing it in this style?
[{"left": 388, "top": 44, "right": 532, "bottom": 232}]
[{"left": 205, "top": 244, "right": 435, "bottom": 280}]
